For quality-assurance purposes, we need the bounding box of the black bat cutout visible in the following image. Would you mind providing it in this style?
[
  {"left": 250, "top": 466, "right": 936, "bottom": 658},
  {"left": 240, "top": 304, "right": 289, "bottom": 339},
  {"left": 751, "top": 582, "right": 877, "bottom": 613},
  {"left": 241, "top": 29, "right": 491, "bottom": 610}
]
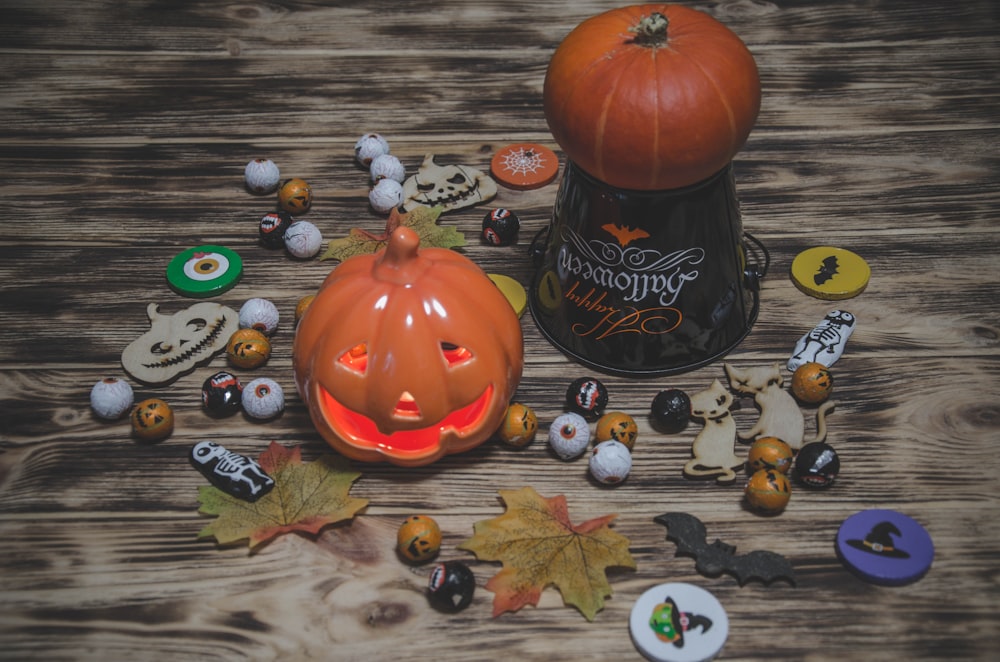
[
  {"left": 654, "top": 512, "right": 796, "bottom": 586},
  {"left": 814, "top": 255, "right": 840, "bottom": 285}
]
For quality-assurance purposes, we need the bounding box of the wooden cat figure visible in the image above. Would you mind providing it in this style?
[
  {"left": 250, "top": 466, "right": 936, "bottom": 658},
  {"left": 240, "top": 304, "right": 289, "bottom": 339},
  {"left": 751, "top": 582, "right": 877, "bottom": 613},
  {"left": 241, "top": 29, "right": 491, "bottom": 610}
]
[
  {"left": 684, "top": 379, "right": 744, "bottom": 484},
  {"left": 724, "top": 363, "right": 835, "bottom": 450}
]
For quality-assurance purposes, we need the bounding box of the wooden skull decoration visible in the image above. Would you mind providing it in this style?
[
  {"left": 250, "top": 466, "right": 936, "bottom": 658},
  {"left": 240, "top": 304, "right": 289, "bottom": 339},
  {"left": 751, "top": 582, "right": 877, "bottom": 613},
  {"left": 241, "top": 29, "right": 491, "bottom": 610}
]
[
  {"left": 293, "top": 226, "right": 523, "bottom": 466},
  {"left": 401, "top": 154, "right": 497, "bottom": 212}
]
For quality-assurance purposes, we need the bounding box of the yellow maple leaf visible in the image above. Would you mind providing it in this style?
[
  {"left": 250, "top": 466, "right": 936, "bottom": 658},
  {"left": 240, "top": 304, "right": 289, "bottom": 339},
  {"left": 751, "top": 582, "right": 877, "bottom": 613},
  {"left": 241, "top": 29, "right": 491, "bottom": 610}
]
[
  {"left": 458, "top": 486, "right": 636, "bottom": 620},
  {"left": 196, "top": 442, "right": 368, "bottom": 552}
]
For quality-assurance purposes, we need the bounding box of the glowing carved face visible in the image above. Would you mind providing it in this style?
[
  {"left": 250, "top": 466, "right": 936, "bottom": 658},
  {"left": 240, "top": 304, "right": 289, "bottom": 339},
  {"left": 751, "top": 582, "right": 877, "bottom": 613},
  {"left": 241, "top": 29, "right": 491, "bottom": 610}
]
[{"left": 401, "top": 154, "right": 497, "bottom": 213}]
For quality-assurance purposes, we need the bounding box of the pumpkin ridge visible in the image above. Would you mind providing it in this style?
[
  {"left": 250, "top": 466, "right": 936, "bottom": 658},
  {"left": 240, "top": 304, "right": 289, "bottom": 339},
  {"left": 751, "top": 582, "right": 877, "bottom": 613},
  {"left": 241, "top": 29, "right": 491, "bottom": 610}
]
[{"left": 672, "top": 46, "right": 739, "bottom": 159}]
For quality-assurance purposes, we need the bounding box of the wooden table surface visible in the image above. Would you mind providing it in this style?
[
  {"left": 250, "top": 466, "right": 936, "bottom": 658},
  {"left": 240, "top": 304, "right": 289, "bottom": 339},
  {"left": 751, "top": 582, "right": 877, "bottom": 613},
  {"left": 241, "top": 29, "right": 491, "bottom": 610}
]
[{"left": 1, "top": 1, "right": 998, "bottom": 660}]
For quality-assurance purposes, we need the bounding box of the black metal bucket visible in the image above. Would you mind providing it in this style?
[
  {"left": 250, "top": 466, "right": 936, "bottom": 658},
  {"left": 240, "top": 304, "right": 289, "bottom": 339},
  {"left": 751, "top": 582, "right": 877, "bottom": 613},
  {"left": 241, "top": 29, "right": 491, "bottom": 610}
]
[{"left": 529, "top": 161, "right": 765, "bottom": 377}]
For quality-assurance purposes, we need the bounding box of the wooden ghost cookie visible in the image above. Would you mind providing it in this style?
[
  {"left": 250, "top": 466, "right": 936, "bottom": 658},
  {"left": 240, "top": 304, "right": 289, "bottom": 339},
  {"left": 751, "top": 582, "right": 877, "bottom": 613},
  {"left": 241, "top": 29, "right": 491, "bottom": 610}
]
[
  {"left": 122, "top": 302, "right": 238, "bottom": 385},
  {"left": 402, "top": 154, "right": 497, "bottom": 212}
]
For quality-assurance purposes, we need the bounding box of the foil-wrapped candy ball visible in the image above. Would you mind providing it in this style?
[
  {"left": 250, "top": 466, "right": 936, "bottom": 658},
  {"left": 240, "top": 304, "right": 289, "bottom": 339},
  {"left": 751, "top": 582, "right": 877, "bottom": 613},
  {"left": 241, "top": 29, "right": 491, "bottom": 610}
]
[
  {"left": 548, "top": 412, "right": 590, "bottom": 460},
  {"left": 427, "top": 561, "right": 475, "bottom": 613},
  {"left": 284, "top": 220, "right": 323, "bottom": 259},
  {"left": 566, "top": 376, "right": 609, "bottom": 420},
  {"left": 354, "top": 133, "right": 390, "bottom": 167},
  {"left": 369, "top": 178, "right": 404, "bottom": 214},
  {"left": 396, "top": 515, "right": 442, "bottom": 564},
  {"left": 201, "top": 370, "right": 243, "bottom": 417},
  {"left": 794, "top": 442, "right": 840, "bottom": 488},
  {"left": 226, "top": 329, "right": 271, "bottom": 369},
  {"left": 239, "top": 298, "right": 280, "bottom": 336},
  {"left": 650, "top": 388, "right": 691, "bottom": 433},
  {"left": 595, "top": 411, "right": 638, "bottom": 450},
  {"left": 278, "top": 177, "right": 312, "bottom": 214},
  {"left": 481, "top": 208, "right": 520, "bottom": 246},
  {"left": 130, "top": 398, "right": 174, "bottom": 442},
  {"left": 258, "top": 211, "right": 294, "bottom": 249},
  {"left": 589, "top": 440, "right": 633, "bottom": 485},
  {"left": 244, "top": 158, "right": 280, "bottom": 194},
  {"left": 369, "top": 153, "right": 405, "bottom": 183},
  {"left": 745, "top": 469, "right": 792, "bottom": 515},
  {"left": 89, "top": 377, "right": 134, "bottom": 420},
  {"left": 242, "top": 377, "right": 285, "bottom": 420}
]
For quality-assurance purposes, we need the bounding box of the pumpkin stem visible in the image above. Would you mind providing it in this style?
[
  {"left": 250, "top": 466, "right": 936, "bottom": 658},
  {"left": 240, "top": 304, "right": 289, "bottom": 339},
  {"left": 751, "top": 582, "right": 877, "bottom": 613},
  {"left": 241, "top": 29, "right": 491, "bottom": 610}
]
[
  {"left": 630, "top": 12, "right": 669, "bottom": 47},
  {"left": 375, "top": 226, "right": 424, "bottom": 284}
]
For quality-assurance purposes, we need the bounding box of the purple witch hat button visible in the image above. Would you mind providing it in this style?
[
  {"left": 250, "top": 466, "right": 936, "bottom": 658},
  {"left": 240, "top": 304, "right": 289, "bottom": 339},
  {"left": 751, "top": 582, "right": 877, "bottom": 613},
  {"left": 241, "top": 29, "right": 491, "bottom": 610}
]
[{"left": 835, "top": 509, "right": 934, "bottom": 586}]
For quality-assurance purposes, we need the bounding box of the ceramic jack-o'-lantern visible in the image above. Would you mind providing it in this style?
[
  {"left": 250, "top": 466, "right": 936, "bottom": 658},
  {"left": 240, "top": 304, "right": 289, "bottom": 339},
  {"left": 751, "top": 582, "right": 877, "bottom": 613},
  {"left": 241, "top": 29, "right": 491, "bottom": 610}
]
[{"left": 293, "top": 226, "right": 523, "bottom": 466}]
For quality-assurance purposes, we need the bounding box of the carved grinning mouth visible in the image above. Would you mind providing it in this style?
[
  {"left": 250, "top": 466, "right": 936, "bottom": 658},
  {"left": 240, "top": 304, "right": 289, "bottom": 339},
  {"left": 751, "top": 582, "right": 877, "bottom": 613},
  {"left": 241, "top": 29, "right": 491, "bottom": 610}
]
[{"left": 141, "top": 316, "right": 229, "bottom": 369}]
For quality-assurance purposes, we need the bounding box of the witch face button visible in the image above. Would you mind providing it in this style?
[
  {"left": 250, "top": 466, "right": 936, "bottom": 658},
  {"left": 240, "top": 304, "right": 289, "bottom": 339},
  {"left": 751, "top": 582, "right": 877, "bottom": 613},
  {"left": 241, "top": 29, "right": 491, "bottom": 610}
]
[{"left": 836, "top": 510, "right": 934, "bottom": 585}]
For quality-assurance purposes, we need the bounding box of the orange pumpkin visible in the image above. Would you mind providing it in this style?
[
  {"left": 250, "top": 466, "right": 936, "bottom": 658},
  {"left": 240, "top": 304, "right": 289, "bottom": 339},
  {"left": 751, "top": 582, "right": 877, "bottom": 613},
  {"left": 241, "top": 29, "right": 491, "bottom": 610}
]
[
  {"left": 293, "top": 226, "right": 523, "bottom": 466},
  {"left": 543, "top": 4, "right": 760, "bottom": 191}
]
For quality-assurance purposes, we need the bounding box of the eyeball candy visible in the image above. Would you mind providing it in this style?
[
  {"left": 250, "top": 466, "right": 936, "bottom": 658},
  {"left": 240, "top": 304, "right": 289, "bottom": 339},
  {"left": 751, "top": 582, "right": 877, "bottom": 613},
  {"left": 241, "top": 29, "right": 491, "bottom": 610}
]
[
  {"left": 278, "top": 177, "right": 312, "bottom": 214},
  {"left": 242, "top": 377, "right": 284, "bottom": 420},
  {"left": 258, "top": 211, "right": 294, "bottom": 249},
  {"left": 396, "top": 515, "right": 442, "bottom": 564},
  {"left": 90, "top": 377, "right": 134, "bottom": 420},
  {"left": 595, "top": 411, "right": 638, "bottom": 450},
  {"left": 239, "top": 298, "right": 279, "bottom": 336},
  {"left": 369, "top": 178, "right": 404, "bottom": 214},
  {"left": 201, "top": 371, "right": 243, "bottom": 417},
  {"left": 566, "top": 376, "right": 609, "bottom": 420},
  {"left": 481, "top": 208, "right": 520, "bottom": 246},
  {"left": 369, "top": 153, "right": 405, "bottom": 183},
  {"left": 130, "top": 398, "right": 174, "bottom": 442},
  {"left": 244, "top": 158, "right": 280, "bottom": 194},
  {"left": 498, "top": 402, "right": 538, "bottom": 448},
  {"left": 548, "top": 412, "right": 590, "bottom": 460},
  {"left": 428, "top": 561, "right": 475, "bottom": 613},
  {"left": 226, "top": 328, "right": 271, "bottom": 369},
  {"left": 745, "top": 469, "right": 792, "bottom": 515},
  {"left": 355, "top": 133, "right": 390, "bottom": 167},
  {"left": 284, "top": 220, "right": 323, "bottom": 259},
  {"left": 589, "top": 440, "right": 632, "bottom": 485}
]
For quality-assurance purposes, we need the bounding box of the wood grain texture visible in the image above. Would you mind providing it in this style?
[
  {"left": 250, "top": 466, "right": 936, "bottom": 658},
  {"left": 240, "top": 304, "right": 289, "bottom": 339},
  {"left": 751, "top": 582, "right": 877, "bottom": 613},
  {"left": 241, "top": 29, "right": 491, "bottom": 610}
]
[{"left": 1, "top": 0, "right": 999, "bottom": 660}]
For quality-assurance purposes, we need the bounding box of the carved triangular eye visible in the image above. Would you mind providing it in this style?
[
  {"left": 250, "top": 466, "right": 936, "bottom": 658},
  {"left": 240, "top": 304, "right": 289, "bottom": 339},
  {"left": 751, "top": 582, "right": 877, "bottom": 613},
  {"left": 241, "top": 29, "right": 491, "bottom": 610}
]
[
  {"left": 338, "top": 343, "right": 368, "bottom": 374},
  {"left": 441, "top": 342, "right": 472, "bottom": 367}
]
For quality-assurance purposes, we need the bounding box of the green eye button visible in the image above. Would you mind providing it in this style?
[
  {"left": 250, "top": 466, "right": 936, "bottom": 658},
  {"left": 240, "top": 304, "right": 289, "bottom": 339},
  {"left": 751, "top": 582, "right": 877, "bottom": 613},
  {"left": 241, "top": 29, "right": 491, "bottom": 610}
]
[{"left": 166, "top": 245, "right": 243, "bottom": 298}]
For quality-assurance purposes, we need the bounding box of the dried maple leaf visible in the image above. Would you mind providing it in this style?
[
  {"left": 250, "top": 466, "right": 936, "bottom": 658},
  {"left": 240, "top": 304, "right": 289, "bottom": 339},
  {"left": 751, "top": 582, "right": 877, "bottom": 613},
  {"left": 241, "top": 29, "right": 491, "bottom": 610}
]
[
  {"left": 458, "top": 486, "right": 636, "bottom": 620},
  {"left": 197, "top": 442, "right": 368, "bottom": 552},
  {"left": 320, "top": 205, "right": 464, "bottom": 261}
]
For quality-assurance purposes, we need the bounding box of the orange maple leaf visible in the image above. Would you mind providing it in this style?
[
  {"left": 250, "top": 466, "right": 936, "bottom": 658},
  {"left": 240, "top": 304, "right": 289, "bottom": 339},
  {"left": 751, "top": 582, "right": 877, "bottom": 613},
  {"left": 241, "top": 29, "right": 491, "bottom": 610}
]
[
  {"left": 458, "top": 486, "right": 636, "bottom": 620},
  {"left": 196, "top": 442, "right": 368, "bottom": 552}
]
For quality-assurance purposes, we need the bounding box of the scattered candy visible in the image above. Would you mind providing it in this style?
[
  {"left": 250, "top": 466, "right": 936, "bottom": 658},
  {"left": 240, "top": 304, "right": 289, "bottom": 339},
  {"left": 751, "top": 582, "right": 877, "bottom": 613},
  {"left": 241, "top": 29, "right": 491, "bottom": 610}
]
[
  {"left": 244, "top": 158, "right": 280, "bottom": 194},
  {"left": 368, "top": 177, "right": 404, "bottom": 214},
  {"left": 589, "top": 440, "right": 632, "bottom": 485},
  {"left": 226, "top": 328, "right": 271, "bottom": 369},
  {"left": 166, "top": 245, "right": 243, "bottom": 298},
  {"left": 89, "top": 377, "right": 134, "bottom": 420},
  {"left": 746, "top": 437, "right": 793, "bottom": 474},
  {"left": 745, "top": 469, "right": 791, "bottom": 515},
  {"left": 189, "top": 441, "right": 275, "bottom": 501},
  {"left": 498, "top": 402, "right": 538, "bottom": 447},
  {"left": 594, "top": 411, "right": 637, "bottom": 450},
  {"left": 369, "top": 153, "right": 405, "bottom": 183},
  {"left": 481, "top": 208, "right": 520, "bottom": 246},
  {"left": 278, "top": 177, "right": 312, "bottom": 214},
  {"left": 201, "top": 370, "right": 243, "bottom": 417},
  {"left": 283, "top": 220, "right": 323, "bottom": 259},
  {"left": 794, "top": 442, "right": 840, "bottom": 488},
  {"left": 836, "top": 510, "right": 933, "bottom": 586},
  {"left": 258, "top": 211, "right": 294, "bottom": 249},
  {"left": 396, "top": 515, "right": 442, "bottom": 563},
  {"left": 490, "top": 143, "right": 559, "bottom": 190},
  {"left": 239, "top": 298, "right": 279, "bottom": 336},
  {"left": 354, "top": 132, "right": 390, "bottom": 167},
  {"left": 548, "top": 412, "right": 590, "bottom": 460},
  {"left": 295, "top": 294, "right": 315, "bottom": 323},
  {"left": 788, "top": 310, "right": 856, "bottom": 371},
  {"left": 791, "top": 361, "right": 834, "bottom": 404},
  {"left": 241, "top": 377, "right": 284, "bottom": 420},
  {"left": 650, "top": 388, "right": 691, "bottom": 434},
  {"left": 565, "top": 376, "right": 608, "bottom": 420},
  {"left": 428, "top": 561, "right": 476, "bottom": 613},
  {"left": 130, "top": 397, "right": 174, "bottom": 442}
]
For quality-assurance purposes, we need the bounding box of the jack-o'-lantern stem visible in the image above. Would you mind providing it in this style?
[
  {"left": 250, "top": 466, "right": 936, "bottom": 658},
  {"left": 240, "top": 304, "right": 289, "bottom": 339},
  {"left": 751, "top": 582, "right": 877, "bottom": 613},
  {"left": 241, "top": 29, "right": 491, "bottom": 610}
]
[
  {"left": 631, "top": 12, "right": 669, "bottom": 48},
  {"left": 374, "top": 226, "right": 425, "bottom": 284}
]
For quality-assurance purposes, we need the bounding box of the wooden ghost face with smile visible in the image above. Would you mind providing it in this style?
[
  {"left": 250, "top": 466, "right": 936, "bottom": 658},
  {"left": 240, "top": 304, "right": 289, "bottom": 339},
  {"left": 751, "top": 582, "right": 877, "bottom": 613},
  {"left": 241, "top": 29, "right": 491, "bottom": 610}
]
[
  {"left": 122, "top": 302, "right": 238, "bottom": 384},
  {"left": 401, "top": 154, "right": 497, "bottom": 212}
]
